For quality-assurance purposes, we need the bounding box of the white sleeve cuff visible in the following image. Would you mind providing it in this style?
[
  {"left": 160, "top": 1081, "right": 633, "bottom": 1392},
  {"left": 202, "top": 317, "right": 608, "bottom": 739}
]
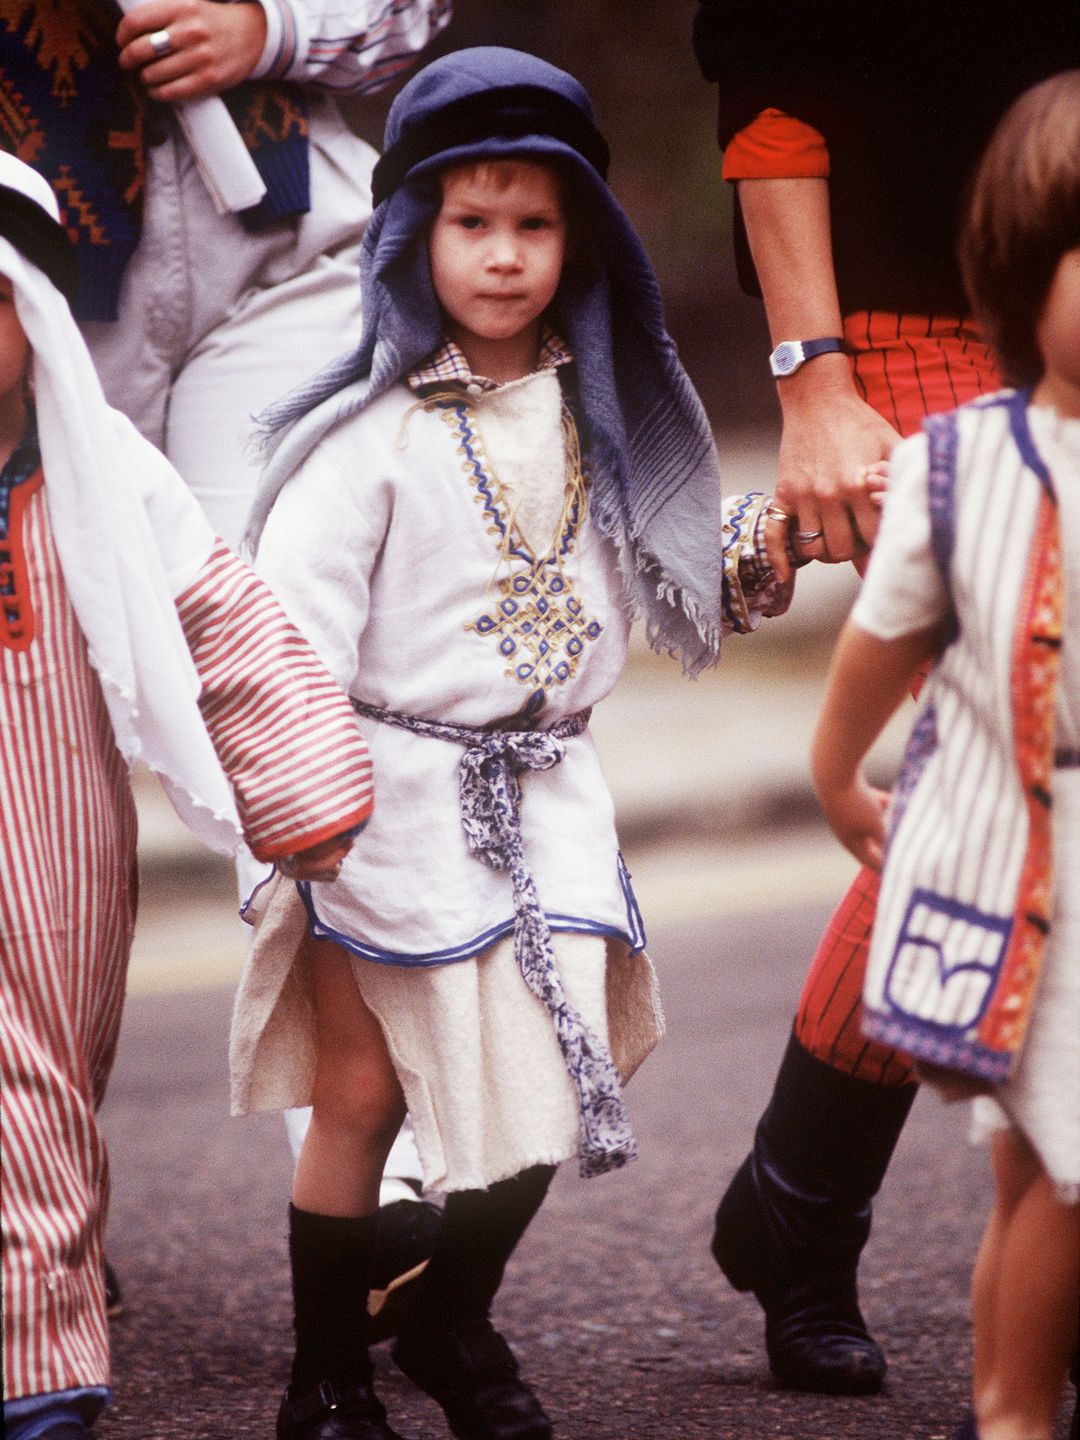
[{"left": 247, "top": 0, "right": 307, "bottom": 80}]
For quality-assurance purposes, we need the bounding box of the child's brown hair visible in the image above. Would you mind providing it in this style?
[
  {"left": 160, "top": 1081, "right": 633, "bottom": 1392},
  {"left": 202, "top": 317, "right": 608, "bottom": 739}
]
[
  {"left": 438, "top": 157, "right": 562, "bottom": 198},
  {"left": 959, "top": 69, "right": 1080, "bottom": 386}
]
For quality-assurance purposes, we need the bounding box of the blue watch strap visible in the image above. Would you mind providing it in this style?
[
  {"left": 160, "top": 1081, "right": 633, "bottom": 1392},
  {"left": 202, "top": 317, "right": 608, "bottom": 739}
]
[{"left": 801, "top": 337, "right": 847, "bottom": 361}]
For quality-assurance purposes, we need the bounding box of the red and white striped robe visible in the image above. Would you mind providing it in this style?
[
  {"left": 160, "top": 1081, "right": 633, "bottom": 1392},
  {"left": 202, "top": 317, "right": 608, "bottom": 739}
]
[{"left": 1, "top": 488, "right": 372, "bottom": 1400}]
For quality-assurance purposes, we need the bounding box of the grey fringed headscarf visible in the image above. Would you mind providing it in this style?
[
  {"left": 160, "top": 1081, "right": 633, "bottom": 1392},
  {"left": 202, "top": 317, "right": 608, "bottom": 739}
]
[{"left": 249, "top": 46, "right": 725, "bottom": 673}]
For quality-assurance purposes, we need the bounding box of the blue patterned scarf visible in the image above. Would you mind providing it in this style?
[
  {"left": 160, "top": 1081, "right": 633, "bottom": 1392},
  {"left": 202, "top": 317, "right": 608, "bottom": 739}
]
[{"left": 249, "top": 46, "right": 725, "bottom": 675}]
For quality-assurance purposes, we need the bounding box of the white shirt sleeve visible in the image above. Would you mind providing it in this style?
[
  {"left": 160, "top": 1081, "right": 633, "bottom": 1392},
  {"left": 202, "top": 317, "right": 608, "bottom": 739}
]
[
  {"left": 851, "top": 429, "right": 950, "bottom": 640},
  {"left": 249, "top": 0, "right": 452, "bottom": 92}
]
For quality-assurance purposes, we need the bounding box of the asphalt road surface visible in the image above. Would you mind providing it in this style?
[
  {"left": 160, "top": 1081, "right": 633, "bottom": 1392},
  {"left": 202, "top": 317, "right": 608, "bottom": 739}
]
[{"left": 96, "top": 827, "right": 1075, "bottom": 1440}]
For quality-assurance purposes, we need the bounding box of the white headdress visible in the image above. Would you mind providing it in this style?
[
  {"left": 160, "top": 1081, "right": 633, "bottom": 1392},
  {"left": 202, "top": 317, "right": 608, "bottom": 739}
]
[{"left": 0, "top": 152, "right": 242, "bottom": 851}]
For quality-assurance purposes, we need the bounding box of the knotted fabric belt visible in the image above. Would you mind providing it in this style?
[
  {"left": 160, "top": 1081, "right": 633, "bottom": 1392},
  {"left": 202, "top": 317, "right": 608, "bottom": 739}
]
[{"left": 352, "top": 699, "right": 636, "bottom": 1179}]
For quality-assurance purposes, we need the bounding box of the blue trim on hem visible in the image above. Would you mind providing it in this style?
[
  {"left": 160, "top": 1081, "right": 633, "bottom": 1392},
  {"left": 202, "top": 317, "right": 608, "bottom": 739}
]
[
  {"left": 296, "top": 862, "right": 648, "bottom": 967},
  {"left": 617, "top": 850, "right": 648, "bottom": 951},
  {"left": 863, "top": 1009, "right": 1012, "bottom": 1084}
]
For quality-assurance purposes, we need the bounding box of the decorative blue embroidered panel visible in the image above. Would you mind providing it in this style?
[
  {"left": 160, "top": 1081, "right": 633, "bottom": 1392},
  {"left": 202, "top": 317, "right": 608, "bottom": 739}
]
[
  {"left": 0, "top": 417, "right": 41, "bottom": 637},
  {"left": 884, "top": 887, "right": 1012, "bottom": 1034},
  {"left": 0, "top": 419, "right": 40, "bottom": 540},
  {"left": 433, "top": 398, "right": 604, "bottom": 716}
]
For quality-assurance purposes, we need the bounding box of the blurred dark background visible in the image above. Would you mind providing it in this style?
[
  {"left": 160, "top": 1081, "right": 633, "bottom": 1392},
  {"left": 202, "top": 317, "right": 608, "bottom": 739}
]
[{"left": 341, "top": 0, "right": 778, "bottom": 436}]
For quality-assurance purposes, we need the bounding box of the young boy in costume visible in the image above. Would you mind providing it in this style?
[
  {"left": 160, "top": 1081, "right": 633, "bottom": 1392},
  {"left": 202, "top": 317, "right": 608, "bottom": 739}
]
[
  {"left": 232, "top": 47, "right": 803, "bottom": 1440},
  {"left": 0, "top": 152, "right": 371, "bottom": 1440},
  {"left": 812, "top": 71, "right": 1080, "bottom": 1440}
]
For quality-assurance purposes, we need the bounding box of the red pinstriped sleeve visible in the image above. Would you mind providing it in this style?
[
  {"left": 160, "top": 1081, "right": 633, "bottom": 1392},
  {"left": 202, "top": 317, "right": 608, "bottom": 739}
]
[
  {"left": 722, "top": 108, "right": 830, "bottom": 181},
  {"left": 174, "top": 541, "right": 373, "bottom": 861}
]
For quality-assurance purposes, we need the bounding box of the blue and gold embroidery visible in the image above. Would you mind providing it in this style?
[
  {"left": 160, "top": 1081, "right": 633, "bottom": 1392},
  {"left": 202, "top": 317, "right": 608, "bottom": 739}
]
[{"left": 431, "top": 398, "right": 603, "bottom": 716}]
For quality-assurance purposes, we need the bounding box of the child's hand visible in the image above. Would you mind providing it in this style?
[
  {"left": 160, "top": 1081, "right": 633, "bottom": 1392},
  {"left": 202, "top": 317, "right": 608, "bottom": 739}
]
[
  {"left": 861, "top": 459, "right": 890, "bottom": 507},
  {"left": 818, "top": 772, "right": 890, "bottom": 870},
  {"left": 860, "top": 461, "right": 890, "bottom": 530},
  {"left": 277, "top": 829, "right": 359, "bottom": 883},
  {"left": 848, "top": 462, "right": 889, "bottom": 576}
]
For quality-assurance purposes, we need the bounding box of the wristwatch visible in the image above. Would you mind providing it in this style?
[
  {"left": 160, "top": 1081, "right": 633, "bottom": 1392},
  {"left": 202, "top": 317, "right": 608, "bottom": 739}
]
[{"left": 768, "top": 337, "right": 848, "bottom": 378}]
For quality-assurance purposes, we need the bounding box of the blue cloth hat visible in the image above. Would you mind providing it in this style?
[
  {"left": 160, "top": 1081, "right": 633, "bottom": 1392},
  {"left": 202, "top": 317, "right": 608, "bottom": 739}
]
[{"left": 250, "top": 47, "right": 725, "bottom": 673}]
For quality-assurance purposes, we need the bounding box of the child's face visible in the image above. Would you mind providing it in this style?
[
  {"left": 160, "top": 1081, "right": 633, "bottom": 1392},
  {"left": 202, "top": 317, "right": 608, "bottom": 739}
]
[
  {"left": 0, "top": 277, "right": 30, "bottom": 414},
  {"left": 429, "top": 162, "right": 566, "bottom": 376},
  {"left": 1035, "top": 245, "right": 1080, "bottom": 416}
]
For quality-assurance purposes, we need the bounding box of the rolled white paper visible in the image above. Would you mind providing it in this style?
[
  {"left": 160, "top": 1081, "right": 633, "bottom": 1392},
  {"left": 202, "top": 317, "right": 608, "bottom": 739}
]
[
  {"left": 117, "top": 0, "right": 268, "bottom": 215},
  {"left": 172, "top": 97, "right": 267, "bottom": 214}
]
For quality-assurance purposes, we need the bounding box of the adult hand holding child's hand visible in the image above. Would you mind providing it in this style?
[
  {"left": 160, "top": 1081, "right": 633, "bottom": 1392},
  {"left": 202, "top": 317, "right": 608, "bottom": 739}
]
[{"left": 772, "top": 386, "right": 898, "bottom": 580}]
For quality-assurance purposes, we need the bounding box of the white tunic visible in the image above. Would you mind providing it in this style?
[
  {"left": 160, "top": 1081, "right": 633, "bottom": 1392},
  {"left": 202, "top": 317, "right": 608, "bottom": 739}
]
[
  {"left": 232, "top": 365, "right": 784, "bottom": 1190},
  {"left": 254, "top": 373, "right": 643, "bottom": 958}
]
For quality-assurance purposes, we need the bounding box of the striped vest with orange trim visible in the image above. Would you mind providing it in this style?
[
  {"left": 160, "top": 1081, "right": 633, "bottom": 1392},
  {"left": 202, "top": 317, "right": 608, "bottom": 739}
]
[{"left": 863, "top": 391, "right": 1062, "bottom": 1082}]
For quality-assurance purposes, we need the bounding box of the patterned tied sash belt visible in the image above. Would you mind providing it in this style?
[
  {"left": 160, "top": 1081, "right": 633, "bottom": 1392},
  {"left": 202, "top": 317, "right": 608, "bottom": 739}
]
[{"left": 352, "top": 699, "right": 636, "bottom": 1179}]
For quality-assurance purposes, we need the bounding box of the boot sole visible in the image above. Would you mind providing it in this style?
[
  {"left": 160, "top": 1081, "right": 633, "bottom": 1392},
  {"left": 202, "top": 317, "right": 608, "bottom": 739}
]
[{"left": 769, "top": 1355, "right": 886, "bottom": 1397}]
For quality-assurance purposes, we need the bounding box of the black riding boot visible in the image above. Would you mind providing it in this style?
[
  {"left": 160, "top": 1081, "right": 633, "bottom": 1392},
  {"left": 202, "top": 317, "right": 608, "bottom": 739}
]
[
  {"left": 393, "top": 1165, "right": 556, "bottom": 1440},
  {"left": 712, "top": 1030, "right": 918, "bottom": 1395},
  {"left": 278, "top": 1205, "right": 407, "bottom": 1440}
]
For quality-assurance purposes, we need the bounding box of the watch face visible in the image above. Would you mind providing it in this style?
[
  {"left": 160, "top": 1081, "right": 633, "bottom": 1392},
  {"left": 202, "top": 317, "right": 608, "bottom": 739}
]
[{"left": 771, "top": 342, "right": 801, "bottom": 376}]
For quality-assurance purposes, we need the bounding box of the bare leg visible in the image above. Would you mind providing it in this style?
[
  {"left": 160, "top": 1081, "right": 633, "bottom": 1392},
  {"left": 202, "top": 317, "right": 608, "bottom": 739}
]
[
  {"left": 292, "top": 934, "right": 406, "bottom": 1217},
  {"left": 971, "top": 1131, "right": 1041, "bottom": 1405},
  {"left": 975, "top": 1130, "right": 1080, "bottom": 1440},
  {"left": 277, "top": 938, "right": 411, "bottom": 1437}
]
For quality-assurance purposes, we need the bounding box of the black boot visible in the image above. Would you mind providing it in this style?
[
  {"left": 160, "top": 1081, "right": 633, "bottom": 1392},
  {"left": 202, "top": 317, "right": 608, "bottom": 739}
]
[
  {"left": 392, "top": 1166, "right": 555, "bottom": 1440},
  {"left": 278, "top": 1205, "right": 407, "bottom": 1440},
  {"left": 712, "top": 1031, "right": 918, "bottom": 1395},
  {"left": 368, "top": 1196, "right": 443, "bottom": 1344},
  {"left": 21, "top": 1426, "right": 94, "bottom": 1440}
]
